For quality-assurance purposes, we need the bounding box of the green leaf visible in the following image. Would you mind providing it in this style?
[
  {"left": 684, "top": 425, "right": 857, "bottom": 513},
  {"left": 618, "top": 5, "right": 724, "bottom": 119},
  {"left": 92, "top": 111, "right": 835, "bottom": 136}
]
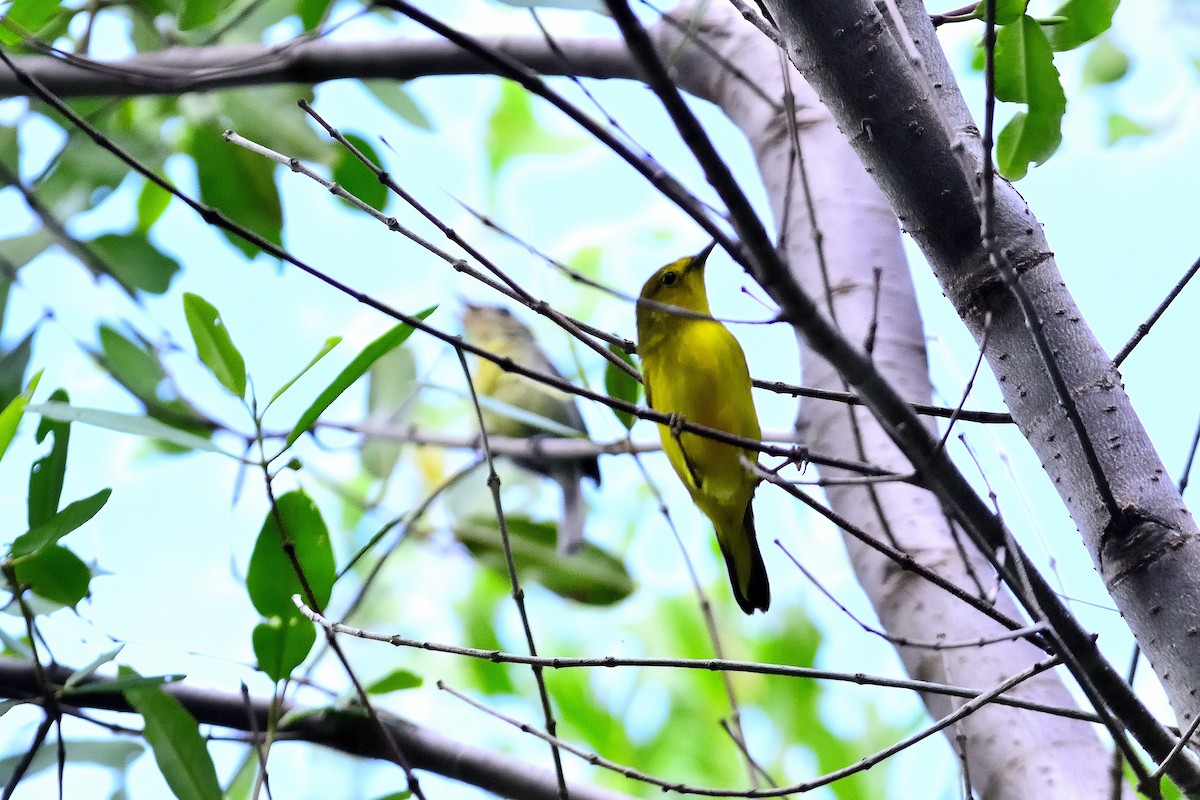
[
  {"left": 997, "top": 109, "right": 1063, "bottom": 179},
  {"left": 286, "top": 308, "right": 435, "bottom": 448},
  {"left": 361, "top": 81, "right": 433, "bottom": 130},
  {"left": 0, "top": 328, "right": 35, "bottom": 409},
  {"left": 333, "top": 132, "right": 388, "bottom": 211},
  {"left": 1105, "top": 112, "right": 1155, "bottom": 145},
  {"left": 12, "top": 544, "right": 90, "bottom": 607},
  {"left": 188, "top": 122, "right": 282, "bottom": 259},
  {"left": 183, "top": 293, "right": 247, "bottom": 398},
  {"left": 252, "top": 614, "right": 317, "bottom": 683},
  {"left": 1043, "top": 0, "right": 1119, "bottom": 51},
  {"left": 122, "top": 668, "right": 221, "bottom": 800},
  {"left": 298, "top": 0, "right": 334, "bottom": 29},
  {"left": 63, "top": 645, "right": 124, "bottom": 689},
  {"left": 454, "top": 516, "right": 633, "bottom": 605},
  {"left": 1081, "top": 38, "right": 1130, "bottom": 85},
  {"left": 95, "top": 325, "right": 214, "bottom": 432},
  {"left": 28, "top": 389, "right": 70, "bottom": 529},
  {"left": 0, "top": 0, "right": 63, "bottom": 44},
  {"left": 485, "top": 80, "right": 585, "bottom": 182},
  {"left": 12, "top": 488, "right": 111, "bottom": 558},
  {"left": 0, "top": 230, "right": 55, "bottom": 271},
  {"left": 68, "top": 673, "right": 187, "bottom": 696},
  {"left": 365, "top": 668, "right": 423, "bottom": 695},
  {"left": 267, "top": 337, "right": 341, "bottom": 408},
  {"left": 178, "top": 0, "right": 234, "bottom": 29},
  {"left": 603, "top": 344, "right": 639, "bottom": 431},
  {"left": 135, "top": 180, "right": 173, "bottom": 234},
  {"left": 0, "top": 741, "right": 143, "bottom": 783},
  {"left": 246, "top": 490, "right": 335, "bottom": 617},
  {"left": 0, "top": 369, "right": 42, "bottom": 465},
  {"left": 27, "top": 403, "right": 234, "bottom": 457},
  {"left": 87, "top": 232, "right": 181, "bottom": 296},
  {"left": 976, "top": 0, "right": 1027, "bottom": 25},
  {"left": 994, "top": 16, "right": 1066, "bottom": 110}
]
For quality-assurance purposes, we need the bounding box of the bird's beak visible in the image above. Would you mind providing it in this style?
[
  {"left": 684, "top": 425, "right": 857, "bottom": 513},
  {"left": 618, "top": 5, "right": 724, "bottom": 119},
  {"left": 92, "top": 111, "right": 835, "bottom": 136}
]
[{"left": 691, "top": 240, "right": 719, "bottom": 270}]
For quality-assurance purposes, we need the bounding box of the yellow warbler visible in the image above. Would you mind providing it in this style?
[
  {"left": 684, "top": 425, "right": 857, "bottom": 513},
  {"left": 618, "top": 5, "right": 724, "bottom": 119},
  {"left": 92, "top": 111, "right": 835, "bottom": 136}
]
[
  {"left": 636, "top": 244, "right": 770, "bottom": 613},
  {"left": 461, "top": 304, "right": 600, "bottom": 555}
]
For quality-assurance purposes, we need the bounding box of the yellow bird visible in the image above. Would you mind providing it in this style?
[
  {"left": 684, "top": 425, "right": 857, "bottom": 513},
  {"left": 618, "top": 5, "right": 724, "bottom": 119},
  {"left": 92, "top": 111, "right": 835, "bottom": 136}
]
[
  {"left": 636, "top": 243, "right": 770, "bottom": 614},
  {"left": 461, "top": 304, "right": 600, "bottom": 555}
]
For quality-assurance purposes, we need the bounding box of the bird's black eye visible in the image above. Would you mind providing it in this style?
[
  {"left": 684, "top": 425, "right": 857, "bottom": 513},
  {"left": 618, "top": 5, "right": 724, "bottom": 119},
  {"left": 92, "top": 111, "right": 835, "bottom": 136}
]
[{"left": 661, "top": 271, "right": 678, "bottom": 287}]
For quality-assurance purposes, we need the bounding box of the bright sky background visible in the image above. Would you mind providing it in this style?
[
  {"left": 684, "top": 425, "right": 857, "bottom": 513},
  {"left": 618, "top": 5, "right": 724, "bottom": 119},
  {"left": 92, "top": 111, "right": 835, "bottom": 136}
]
[{"left": 2, "top": 0, "right": 1199, "bottom": 797}]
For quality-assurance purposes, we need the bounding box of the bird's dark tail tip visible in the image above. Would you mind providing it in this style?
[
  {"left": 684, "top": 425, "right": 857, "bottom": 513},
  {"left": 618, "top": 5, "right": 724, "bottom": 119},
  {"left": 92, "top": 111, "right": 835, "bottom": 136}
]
[{"left": 724, "top": 505, "right": 770, "bottom": 615}]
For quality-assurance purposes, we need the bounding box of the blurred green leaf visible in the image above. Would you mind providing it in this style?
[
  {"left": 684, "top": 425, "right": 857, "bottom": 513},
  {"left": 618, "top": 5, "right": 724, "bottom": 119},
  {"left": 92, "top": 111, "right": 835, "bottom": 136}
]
[
  {"left": 0, "top": 329, "right": 35, "bottom": 409},
  {"left": 0, "top": 369, "right": 41, "bottom": 464},
  {"left": 178, "top": 0, "right": 235, "bottom": 29},
  {"left": 218, "top": 86, "right": 327, "bottom": 162},
  {"left": 89, "top": 231, "right": 181, "bottom": 296},
  {"left": 365, "top": 668, "right": 423, "bottom": 695},
  {"left": 455, "top": 515, "right": 633, "bottom": 605},
  {"left": 12, "top": 488, "right": 110, "bottom": 558},
  {"left": 1105, "top": 112, "right": 1155, "bottom": 145},
  {"left": 361, "top": 81, "right": 433, "bottom": 130},
  {"left": 63, "top": 645, "right": 124, "bottom": 689},
  {"left": 252, "top": 613, "right": 317, "bottom": 683},
  {"left": 603, "top": 345, "right": 639, "bottom": 431},
  {"left": 1044, "top": 0, "right": 1119, "bottom": 51},
  {"left": 333, "top": 132, "right": 388, "bottom": 210},
  {"left": 28, "top": 390, "right": 69, "bottom": 529},
  {"left": 68, "top": 673, "right": 187, "bottom": 696},
  {"left": 287, "top": 308, "right": 434, "bottom": 448},
  {"left": 485, "top": 80, "right": 585, "bottom": 183},
  {"left": 11, "top": 544, "right": 90, "bottom": 607},
  {"left": 247, "top": 490, "right": 335, "bottom": 617},
  {"left": 122, "top": 668, "right": 221, "bottom": 800},
  {"left": 183, "top": 293, "right": 247, "bottom": 398},
  {"left": 0, "top": 0, "right": 63, "bottom": 44},
  {"left": 188, "top": 122, "right": 282, "bottom": 259},
  {"left": 0, "top": 741, "right": 143, "bottom": 784},
  {"left": 27, "top": 402, "right": 233, "bottom": 457},
  {"left": 0, "top": 230, "right": 55, "bottom": 272},
  {"left": 1082, "top": 38, "right": 1130, "bottom": 85},
  {"left": 95, "top": 325, "right": 214, "bottom": 432},
  {"left": 298, "top": 0, "right": 334, "bottom": 29},
  {"left": 135, "top": 180, "right": 173, "bottom": 235}
]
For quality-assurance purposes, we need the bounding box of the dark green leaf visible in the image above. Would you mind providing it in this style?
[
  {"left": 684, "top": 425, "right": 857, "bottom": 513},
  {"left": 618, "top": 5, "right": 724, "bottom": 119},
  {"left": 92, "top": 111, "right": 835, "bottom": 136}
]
[
  {"left": 365, "top": 669, "right": 423, "bottom": 695},
  {"left": 603, "top": 344, "right": 639, "bottom": 431},
  {"left": 12, "top": 544, "right": 90, "bottom": 607},
  {"left": 455, "top": 516, "right": 633, "bottom": 605},
  {"left": 29, "top": 388, "right": 69, "bottom": 529},
  {"left": 0, "top": 0, "right": 63, "bottom": 44},
  {"left": 361, "top": 81, "right": 433, "bottom": 130},
  {"left": 88, "top": 232, "right": 181, "bottom": 296},
  {"left": 1044, "top": 0, "right": 1119, "bottom": 51},
  {"left": 0, "top": 126, "right": 18, "bottom": 183},
  {"left": 182, "top": 293, "right": 247, "bottom": 398},
  {"left": 122, "top": 668, "right": 221, "bottom": 800},
  {"left": 0, "top": 369, "right": 41, "bottom": 464},
  {"left": 286, "top": 308, "right": 435, "bottom": 448},
  {"left": 179, "top": 0, "right": 234, "bottom": 29},
  {"left": 298, "top": 0, "right": 334, "bottom": 29},
  {"left": 247, "top": 490, "right": 335, "bottom": 617},
  {"left": 12, "top": 488, "right": 111, "bottom": 558},
  {"left": 333, "top": 132, "right": 387, "bottom": 210},
  {"left": 0, "top": 329, "right": 35, "bottom": 409},
  {"left": 252, "top": 614, "right": 317, "bottom": 682},
  {"left": 188, "top": 123, "right": 282, "bottom": 259}
]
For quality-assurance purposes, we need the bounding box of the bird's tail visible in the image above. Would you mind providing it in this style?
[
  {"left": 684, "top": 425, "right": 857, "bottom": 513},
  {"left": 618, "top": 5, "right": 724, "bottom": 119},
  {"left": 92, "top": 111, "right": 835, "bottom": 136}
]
[
  {"left": 555, "top": 468, "right": 587, "bottom": 556},
  {"left": 718, "top": 504, "right": 770, "bottom": 614}
]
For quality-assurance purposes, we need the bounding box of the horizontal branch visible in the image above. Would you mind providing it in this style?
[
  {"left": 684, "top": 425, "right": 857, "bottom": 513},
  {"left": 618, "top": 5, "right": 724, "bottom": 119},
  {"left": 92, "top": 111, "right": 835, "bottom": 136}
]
[
  {"left": 0, "top": 36, "right": 639, "bottom": 98},
  {"left": 0, "top": 657, "right": 632, "bottom": 800}
]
